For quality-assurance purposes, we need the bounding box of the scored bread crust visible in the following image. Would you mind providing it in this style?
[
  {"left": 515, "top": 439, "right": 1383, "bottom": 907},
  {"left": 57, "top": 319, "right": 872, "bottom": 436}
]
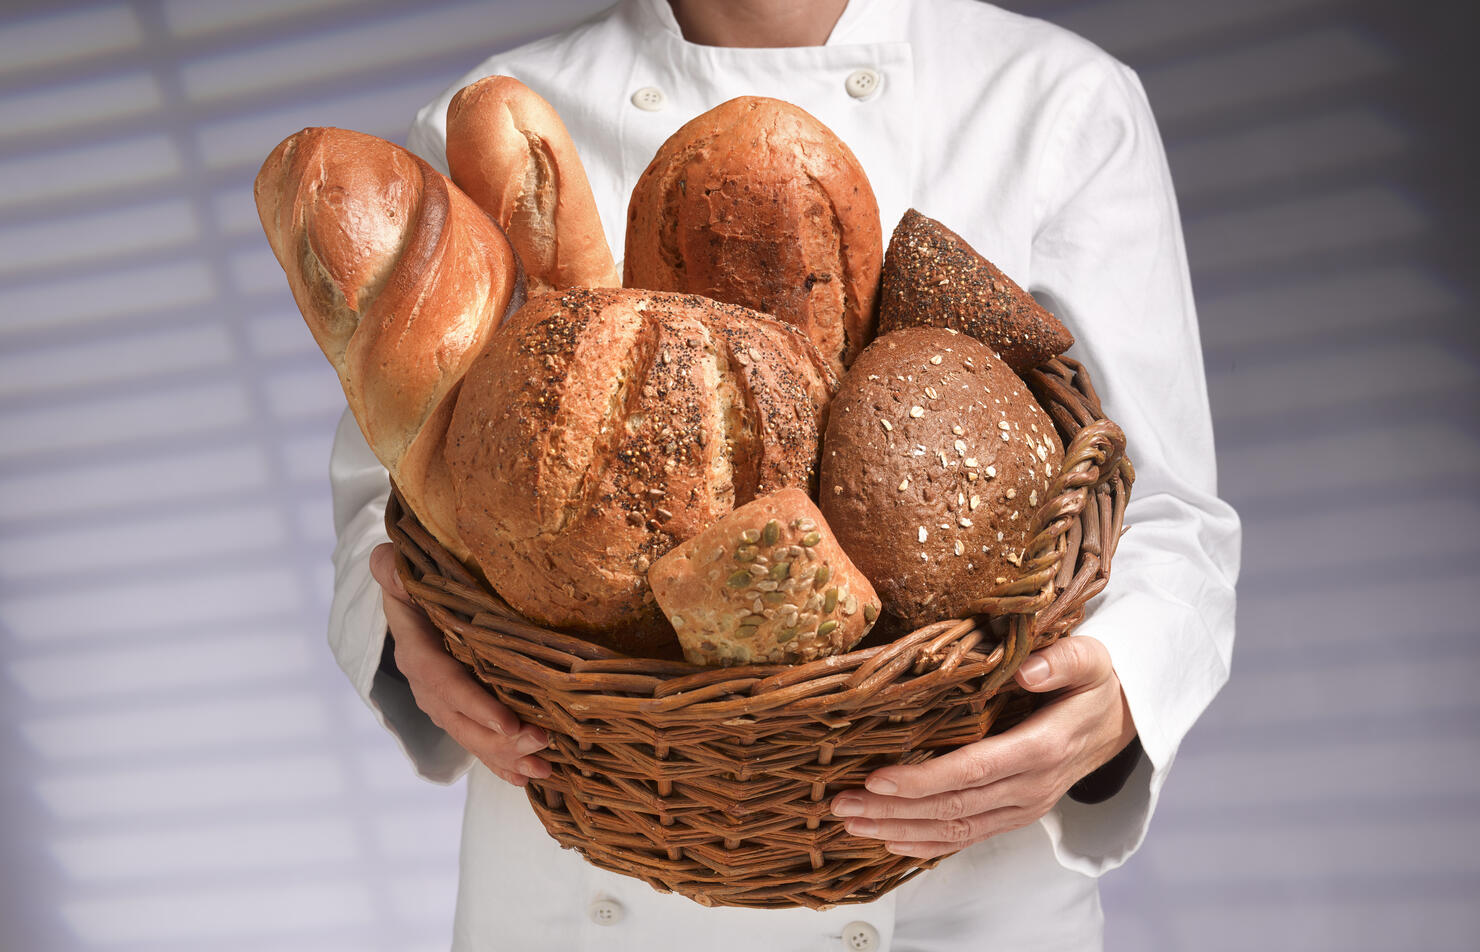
[
  {"left": 819, "top": 327, "right": 1063, "bottom": 629},
  {"left": 254, "top": 126, "right": 523, "bottom": 561},
  {"left": 447, "top": 75, "right": 620, "bottom": 293},
  {"left": 445, "top": 287, "right": 837, "bottom": 653},
  {"left": 624, "top": 96, "right": 882, "bottom": 379}
]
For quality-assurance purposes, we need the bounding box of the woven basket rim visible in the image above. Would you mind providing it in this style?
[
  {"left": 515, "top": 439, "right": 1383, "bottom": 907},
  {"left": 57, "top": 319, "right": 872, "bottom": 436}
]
[{"left": 388, "top": 355, "right": 1133, "bottom": 711}]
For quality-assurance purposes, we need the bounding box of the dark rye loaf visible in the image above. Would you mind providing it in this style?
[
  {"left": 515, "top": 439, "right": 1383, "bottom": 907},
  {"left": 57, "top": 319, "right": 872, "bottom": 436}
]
[
  {"left": 819, "top": 327, "right": 1063, "bottom": 629},
  {"left": 878, "top": 209, "right": 1073, "bottom": 373},
  {"left": 445, "top": 287, "right": 836, "bottom": 656}
]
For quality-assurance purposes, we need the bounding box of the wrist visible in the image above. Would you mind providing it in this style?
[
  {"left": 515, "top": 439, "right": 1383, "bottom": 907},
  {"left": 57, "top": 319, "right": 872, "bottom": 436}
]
[
  {"left": 378, "top": 630, "right": 408, "bottom": 684},
  {"left": 1067, "top": 734, "right": 1141, "bottom": 804}
]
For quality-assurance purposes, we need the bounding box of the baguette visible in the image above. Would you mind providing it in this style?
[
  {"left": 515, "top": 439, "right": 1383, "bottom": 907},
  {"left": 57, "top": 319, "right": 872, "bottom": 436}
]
[
  {"left": 447, "top": 75, "right": 619, "bottom": 292},
  {"left": 255, "top": 126, "right": 524, "bottom": 561}
]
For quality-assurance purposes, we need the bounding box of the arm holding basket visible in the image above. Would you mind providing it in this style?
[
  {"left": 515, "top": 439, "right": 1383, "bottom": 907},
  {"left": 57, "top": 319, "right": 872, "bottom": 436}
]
[{"left": 327, "top": 412, "right": 554, "bottom": 785}]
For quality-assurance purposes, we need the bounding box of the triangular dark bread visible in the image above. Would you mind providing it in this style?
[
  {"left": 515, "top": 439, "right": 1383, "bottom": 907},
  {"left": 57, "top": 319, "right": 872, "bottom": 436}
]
[{"left": 878, "top": 209, "right": 1073, "bottom": 372}]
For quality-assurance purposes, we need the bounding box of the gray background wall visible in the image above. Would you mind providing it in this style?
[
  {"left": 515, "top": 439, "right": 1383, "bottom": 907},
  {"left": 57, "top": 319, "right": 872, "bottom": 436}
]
[{"left": 1, "top": 1, "right": 1476, "bottom": 949}]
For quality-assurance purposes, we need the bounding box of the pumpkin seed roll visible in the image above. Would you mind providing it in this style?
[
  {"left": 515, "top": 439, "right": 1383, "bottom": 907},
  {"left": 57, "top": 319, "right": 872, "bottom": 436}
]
[{"left": 648, "top": 488, "right": 880, "bottom": 666}]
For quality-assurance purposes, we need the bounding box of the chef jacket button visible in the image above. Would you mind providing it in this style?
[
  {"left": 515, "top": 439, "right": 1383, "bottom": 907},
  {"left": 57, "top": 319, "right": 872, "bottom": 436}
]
[
  {"left": 842, "top": 920, "right": 880, "bottom": 951},
  {"left": 844, "top": 68, "right": 882, "bottom": 100},
  {"left": 631, "top": 86, "right": 666, "bottom": 111},
  {"left": 588, "top": 898, "right": 625, "bottom": 925}
]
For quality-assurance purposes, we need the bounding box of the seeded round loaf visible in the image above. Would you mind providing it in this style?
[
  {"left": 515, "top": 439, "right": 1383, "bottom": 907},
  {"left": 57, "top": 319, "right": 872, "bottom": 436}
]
[
  {"left": 818, "top": 327, "right": 1064, "bottom": 629},
  {"left": 649, "top": 489, "right": 881, "bottom": 666},
  {"left": 445, "top": 287, "right": 837, "bottom": 655},
  {"left": 878, "top": 209, "right": 1073, "bottom": 373}
]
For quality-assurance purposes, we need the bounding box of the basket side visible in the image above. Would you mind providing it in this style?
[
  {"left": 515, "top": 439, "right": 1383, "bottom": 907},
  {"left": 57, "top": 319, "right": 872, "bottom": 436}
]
[{"left": 383, "top": 353, "right": 1133, "bottom": 909}]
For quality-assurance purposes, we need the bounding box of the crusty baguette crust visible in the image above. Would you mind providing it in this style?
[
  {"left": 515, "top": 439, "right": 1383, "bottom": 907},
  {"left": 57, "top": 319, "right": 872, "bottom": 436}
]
[
  {"left": 819, "top": 327, "right": 1063, "bottom": 628},
  {"left": 879, "top": 209, "right": 1074, "bottom": 373},
  {"left": 624, "top": 96, "right": 882, "bottom": 378},
  {"left": 447, "top": 75, "right": 619, "bottom": 293},
  {"left": 444, "top": 288, "right": 837, "bottom": 654},
  {"left": 255, "top": 126, "right": 523, "bottom": 560}
]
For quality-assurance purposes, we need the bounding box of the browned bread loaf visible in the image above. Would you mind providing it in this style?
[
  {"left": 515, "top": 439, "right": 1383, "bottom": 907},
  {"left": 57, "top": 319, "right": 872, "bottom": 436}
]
[
  {"left": 446, "top": 75, "right": 620, "bottom": 292},
  {"left": 878, "top": 210, "right": 1073, "bottom": 373},
  {"left": 254, "top": 126, "right": 524, "bottom": 562},
  {"left": 624, "top": 96, "right": 882, "bottom": 378},
  {"left": 649, "top": 489, "right": 881, "bottom": 666},
  {"left": 444, "top": 287, "right": 837, "bottom": 654},
  {"left": 818, "top": 327, "right": 1063, "bottom": 628}
]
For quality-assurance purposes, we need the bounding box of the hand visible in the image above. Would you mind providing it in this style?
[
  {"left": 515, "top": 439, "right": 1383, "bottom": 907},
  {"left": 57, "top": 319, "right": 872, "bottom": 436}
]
[
  {"left": 369, "top": 543, "right": 551, "bottom": 786},
  {"left": 831, "top": 635, "right": 1136, "bottom": 858}
]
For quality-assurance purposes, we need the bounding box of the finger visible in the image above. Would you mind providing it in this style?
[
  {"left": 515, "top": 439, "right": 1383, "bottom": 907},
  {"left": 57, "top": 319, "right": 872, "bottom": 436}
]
[
  {"left": 369, "top": 542, "right": 408, "bottom": 601},
  {"left": 863, "top": 733, "right": 1038, "bottom": 799},
  {"left": 883, "top": 840, "right": 958, "bottom": 859},
  {"left": 386, "top": 601, "right": 523, "bottom": 738},
  {"left": 1014, "top": 635, "right": 1112, "bottom": 693},
  {"left": 881, "top": 809, "right": 1038, "bottom": 856},
  {"left": 382, "top": 589, "right": 441, "bottom": 648},
  {"left": 514, "top": 753, "right": 553, "bottom": 780},
  {"left": 398, "top": 642, "right": 521, "bottom": 739},
  {"left": 834, "top": 780, "right": 1018, "bottom": 822},
  {"left": 846, "top": 811, "right": 995, "bottom": 845},
  {"left": 840, "top": 781, "right": 1047, "bottom": 835},
  {"left": 865, "top": 806, "right": 1037, "bottom": 856},
  {"left": 443, "top": 711, "right": 550, "bottom": 779},
  {"left": 432, "top": 661, "right": 523, "bottom": 738}
]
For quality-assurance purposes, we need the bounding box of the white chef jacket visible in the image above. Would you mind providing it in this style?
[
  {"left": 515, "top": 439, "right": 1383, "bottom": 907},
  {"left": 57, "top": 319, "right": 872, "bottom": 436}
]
[{"left": 325, "top": 0, "right": 1242, "bottom": 949}]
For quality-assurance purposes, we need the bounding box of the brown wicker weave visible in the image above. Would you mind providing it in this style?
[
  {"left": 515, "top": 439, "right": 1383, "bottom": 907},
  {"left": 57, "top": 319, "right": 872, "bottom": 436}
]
[{"left": 387, "top": 354, "right": 1133, "bottom": 910}]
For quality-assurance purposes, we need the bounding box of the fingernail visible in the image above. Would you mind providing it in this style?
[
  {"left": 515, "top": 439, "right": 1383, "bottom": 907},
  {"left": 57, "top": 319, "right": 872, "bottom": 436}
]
[
  {"left": 865, "top": 776, "right": 897, "bottom": 795},
  {"left": 486, "top": 719, "right": 509, "bottom": 736},
  {"left": 846, "top": 818, "right": 878, "bottom": 837},
  {"left": 832, "top": 796, "right": 863, "bottom": 817},
  {"left": 1019, "top": 656, "right": 1050, "bottom": 685},
  {"left": 515, "top": 731, "right": 547, "bottom": 755}
]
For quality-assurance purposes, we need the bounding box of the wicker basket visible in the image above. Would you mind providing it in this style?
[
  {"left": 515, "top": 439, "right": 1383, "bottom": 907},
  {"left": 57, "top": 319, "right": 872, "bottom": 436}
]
[{"left": 387, "top": 355, "right": 1133, "bottom": 910}]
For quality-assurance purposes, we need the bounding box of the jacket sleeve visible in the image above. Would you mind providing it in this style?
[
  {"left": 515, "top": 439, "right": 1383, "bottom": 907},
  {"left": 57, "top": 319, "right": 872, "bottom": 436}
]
[
  {"left": 327, "top": 410, "right": 474, "bottom": 784},
  {"left": 1027, "top": 61, "right": 1241, "bottom": 876}
]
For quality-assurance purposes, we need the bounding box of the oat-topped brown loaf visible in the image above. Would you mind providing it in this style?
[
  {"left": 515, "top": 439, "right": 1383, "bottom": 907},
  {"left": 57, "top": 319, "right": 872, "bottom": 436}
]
[
  {"left": 649, "top": 489, "right": 881, "bottom": 666},
  {"left": 445, "top": 287, "right": 837, "bottom": 654},
  {"left": 819, "top": 326, "right": 1064, "bottom": 629},
  {"left": 624, "top": 96, "right": 882, "bottom": 378},
  {"left": 878, "top": 209, "right": 1073, "bottom": 373}
]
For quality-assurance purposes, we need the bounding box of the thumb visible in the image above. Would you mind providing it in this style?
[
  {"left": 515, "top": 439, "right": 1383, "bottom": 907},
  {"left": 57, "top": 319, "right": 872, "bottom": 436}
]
[
  {"left": 369, "top": 542, "right": 409, "bottom": 602},
  {"left": 1013, "top": 636, "right": 1111, "bottom": 693}
]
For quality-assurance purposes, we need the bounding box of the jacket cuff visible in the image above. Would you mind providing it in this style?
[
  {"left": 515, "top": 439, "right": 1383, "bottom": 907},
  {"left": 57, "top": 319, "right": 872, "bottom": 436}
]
[{"left": 1039, "top": 573, "right": 1230, "bottom": 876}]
